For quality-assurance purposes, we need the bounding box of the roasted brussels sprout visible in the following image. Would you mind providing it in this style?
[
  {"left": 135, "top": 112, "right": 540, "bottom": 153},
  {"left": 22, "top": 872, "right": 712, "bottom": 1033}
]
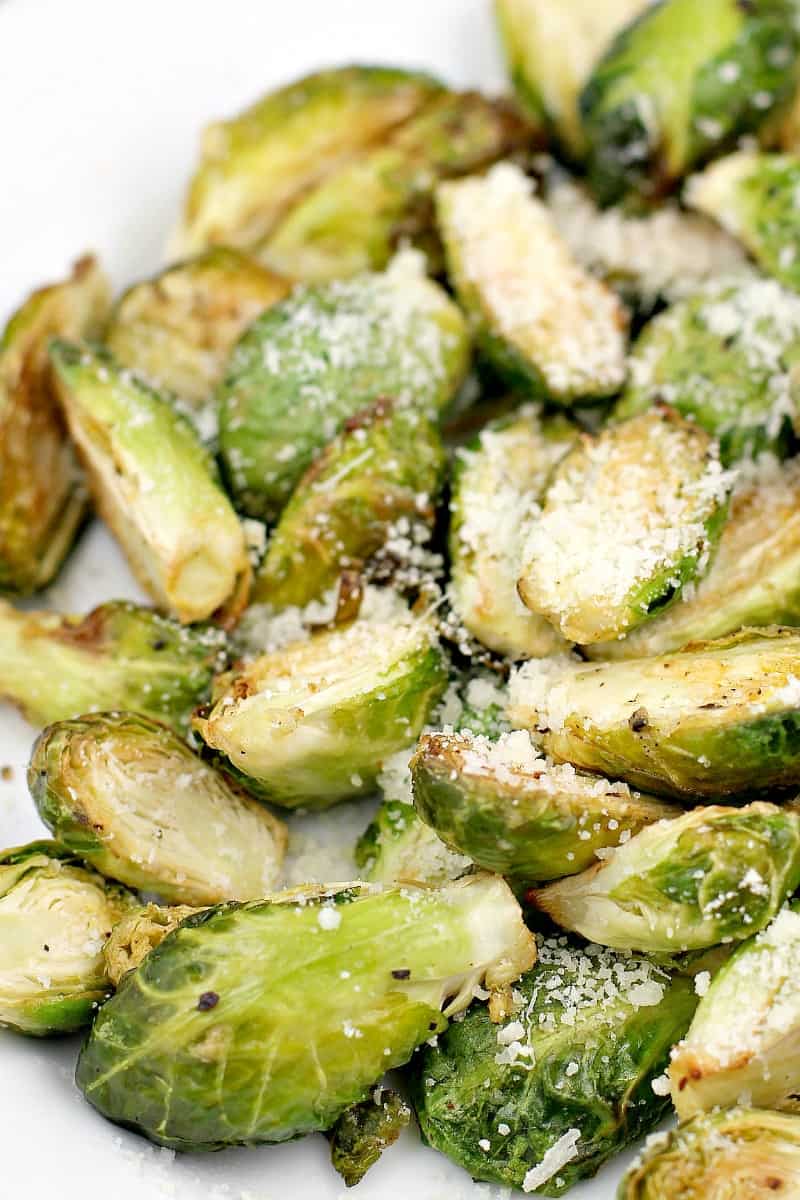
[
  {"left": 0, "top": 255, "right": 110, "bottom": 594},
  {"left": 587, "top": 456, "right": 800, "bottom": 660},
  {"left": 617, "top": 277, "right": 800, "bottom": 464},
  {"left": 0, "top": 840, "right": 133, "bottom": 1036},
  {"left": 411, "top": 933, "right": 698, "bottom": 1195},
  {"left": 218, "top": 250, "right": 470, "bottom": 520},
  {"left": 436, "top": 163, "right": 628, "bottom": 406},
  {"left": 532, "top": 803, "right": 800, "bottom": 952},
  {"left": 253, "top": 398, "right": 445, "bottom": 608},
  {"left": 106, "top": 248, "right": 289, "bottom": 423},
  {"left": 448, "top": 407, "right": 573, "bottom": 660},
  {"left": 50, "top": 341, "right": 250, "bottom": 624},
  {"left": 687, "top": 150, "right": 800, "bottom": 292},
  {"left": 509, "top": 628, "right": 800, "bottom": 799},
  {"left": 328, "top": 1088, "right": 411, "bottom": 1188},
  {"left": 517, "top": 410, "right": 732, "bottom": 645},
  {"left": 0, "top": 599, "right": 225, "bottom": 732},
  {"left": 259, "top": 91, "right": 535, "bottom": 281},
  {"left": 76, "top": 874, "right": 536, "bottom": 1150},
  {"left": 494, "top": 0, "right": 649, "bottom": 157},
  {"left": 547, "top": 174, "right": 749, "bottom": 313},
  {"left": 29, "top": 712, "right": 287, "bottom": 905},
  {"left": 669, "top": 903, "right": 800, "bottom": 1118},
  {"left": 619, "top": 1107, "right": 800, "bottom": 1199},
  {"left": 174, "top": 65, "right": 444, "bottom": 255},
  {"left": 355, "top": 670, "right": 510, "bottom": 885},
  {"left": 103, "top": 903, "right": 199, "bottom": 987},
  {"left": 193, "top": 610, "right": 447, "bottom": 808},
  {"left": 412, "top": 729, "right": 679, "bottom": 884},
  {"left": 580, "top": 0, "right": 800, "bottom": 205}
]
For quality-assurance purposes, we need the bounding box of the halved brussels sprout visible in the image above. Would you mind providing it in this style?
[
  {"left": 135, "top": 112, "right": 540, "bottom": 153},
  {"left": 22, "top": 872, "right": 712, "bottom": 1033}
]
[
  {"left": 103, "top": 903, "right": 199, "bottom": 987},
  {"left": 617, "top": 277, "right": 800, "bottom": 464},
  {"left": 355, "top": 670, "right": 511, "bottom": 885},
  {"left": 619, "top": 1107, "right": 800, "bottom": 1199},
  {"left": 0, "top": 840, "right": 133, "bottom": 1035},
  {"left": 547, "top": 174, "right": 750, "bottom": 313},
  {"left": 687, "top": 150, "right": 800, "bottom": 292},
  {"left": 587, "top": 456, "right": 800, "bottom": 660},
  {"left": 436, "top": 163, "right": 628, "bottom": 406},
  {"left": 174, "top": 65, "right": 444, "bottom": 255},
  {"left": 517, "top": 410, "right": 732, "bottom": 645},
  {"left": 328, "top": 1088, "right": 411, "bottom": 1188},
  {"left": 29, "top": 712, "right": 287, "bottom": 905},
  {"left": 448, "top": 407, "right": 573, "bottom": 660},
  {"left": 106, "top": 248, "right": 289, "bottom": 421},
  {"left": 0, "top": 599, "right": 225, "bottom": 732},
  {"left": 50, "top": 341, "right": 250, "bottom": 624},
  {"left": 259, "top": 91, "right": 535, "bottom": 282},
  {"left": 412, "top": 729, "right": 680, "bottom": 884},
  {"left": 580, "top": 0, "right": 800, "bottom": 205},
  {"left": 508, "top": 628, "right": 800, "bottom": 799},
  {"left": 411, "top": 933, "right": 697, "bottom": 1194},
  {"left": 253, "top": 398, "right": 445, "bottom": 608},
  {"left": 218, "top": 250, "right": 470, "bottom": 520},
  {"left": 0, "top": 255, "right": 109, "bottom": 594},
  {"left": 76, "top": 874, "right": 536, "bottom": 1151},
  {"left": 494, "top": 0, "right": 649, "bottom": 157},
  {"left": 669, "top": 902, "right": 800, "bottom": 1118},
  {"left": 193, "top": 610, "right": 447, "bottom": 808},
  {"left": 531, "top": 803, "right": 800, "bottom": 952}
]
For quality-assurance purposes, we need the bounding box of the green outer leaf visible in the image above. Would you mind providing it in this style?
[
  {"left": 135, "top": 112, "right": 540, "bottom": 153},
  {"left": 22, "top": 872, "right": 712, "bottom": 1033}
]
[
  {"left": 411, "top": 731, "right": 679, "bottom": 883},
  {"left": 533, "top": 803, "right": 800, "bottom": 952},
  {"left": 218, "top": 256, "right": 469, "bottom": 521},
  {"left": 0, "top": 599, "right": 226, "bottom": 733},
  {"left": 253, "top": 398, "right": 445, "bottom": 608},
  {"left": 411, "top": 939, "right": 698, "bottom": 1195},
  {"left": 76, "top": 876, "right": 534, "bottom": 1150},
  {"left": 328, "top": 1089, "right": 411, "bottom": 1188}
]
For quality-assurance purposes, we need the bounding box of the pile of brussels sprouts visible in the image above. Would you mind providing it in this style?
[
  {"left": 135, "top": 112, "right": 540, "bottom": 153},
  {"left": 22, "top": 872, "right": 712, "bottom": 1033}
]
[{"left": 9, "top": 0, "right": 800, "bottom": 1195}]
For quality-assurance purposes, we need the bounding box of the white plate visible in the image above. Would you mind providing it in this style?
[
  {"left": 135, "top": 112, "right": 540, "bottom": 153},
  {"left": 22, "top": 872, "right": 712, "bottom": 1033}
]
[{"left": 0, "top": 1, "right": 643, "bottom": 1195}]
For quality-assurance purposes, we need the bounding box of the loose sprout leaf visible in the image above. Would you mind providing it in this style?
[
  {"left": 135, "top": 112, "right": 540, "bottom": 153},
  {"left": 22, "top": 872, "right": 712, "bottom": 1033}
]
[
  {"left": 436, "top": 163, "right": 628, "bottom": 405},
  {"left": 687, "top": 150, "right": 800, "bottom": 293},
  {"left": 518, "top": 410, "right": 733, "bottom": 645},
  {"left": 412, "top": 729, "right": 680, "bottom": 884},
  {"left": 193, "top": 610, "right": 448, "bottom": 809},
  {"left": 259, "top": 90, "right": 535, "bottom": 282},
  {"left": 579, "top": 0, "right": 800, "bottom": 205},
  {"left": 494, "top": 0, "right": 650, "bottom": 156},
  {"left": 217, "top": 250, "right": 470, "bottom": 520},
  {"left": 619, "top": 1107, "right": 800, "bottom": 1199},
  {"left": 587, "top": 455, "right": 800, "bottom": 660},
  {"left": 448, "top": 407, "right": 574, "bottom": 659},
  {"left": 174, "top": 65, "right": 444, "bottom": 254},
  {"left": 669, "top": 902, "right": 800, "bottom": 1118},
  {"left": 531, "top": 803, "right": 800, "bottom": 953},
  {"left": 106, "top": 247, "right": 289, "bottom": 422},
  {"left": 0, "top": 255, "right": 110, "bottom": 594},
  {"left": 617, "top": 271, "right": 800, "bottom": 466},
  {"left": 0, "top": 841, "right": 134, "bottom": 1036},
  {"left": 547, "top": 174, "right": 750, "bottom": 314},
  {"left": 253, "top": 398, "right": 445, "bottom": 609},
  {"left": 50, "top": 341, "right": 251, "bottom": 624},
  {"left": 411, "top": 934, "right": 697, "bottom": 1194},
  {"left": 103, "top": 903, "right": 201, "bottom": 987},
  {"left": 328, "top": 1088, "right": 411, "bottom": 1188},
  {"left": 508, "top": 629, "right": 800, "bottom": 799},
  {"left": 0, "top": 599, "right": 226, "bottom": 733},
  {"left": 76, "top": 875, "right": 536, "bottom": 1151},
  {"left": 29, "top": 713, "right": 287, "bottom": 906}
]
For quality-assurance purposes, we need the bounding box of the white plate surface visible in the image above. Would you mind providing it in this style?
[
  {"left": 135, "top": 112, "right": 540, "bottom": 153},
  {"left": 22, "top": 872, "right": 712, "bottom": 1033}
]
[{"left": 0, "top": 1, "right": 645, "bottom": 1195}]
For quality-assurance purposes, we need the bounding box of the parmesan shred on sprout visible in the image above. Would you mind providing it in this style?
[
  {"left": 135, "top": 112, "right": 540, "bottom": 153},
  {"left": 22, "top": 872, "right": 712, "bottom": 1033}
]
[
  {"left": 522, "top": 1128, "right": 582, "bottom": 1192},
  {"left": 520, "top": 415, "right": 734, "bottom": 636},
  {"left": 441, "top": 163, "right": 628, "bottom": 399}
]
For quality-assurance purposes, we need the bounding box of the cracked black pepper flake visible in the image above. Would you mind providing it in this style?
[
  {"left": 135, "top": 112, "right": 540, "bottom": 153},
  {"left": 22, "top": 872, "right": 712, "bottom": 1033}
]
[{"left": 197, "top": 991, "right": 220, "bottom": 1011}]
